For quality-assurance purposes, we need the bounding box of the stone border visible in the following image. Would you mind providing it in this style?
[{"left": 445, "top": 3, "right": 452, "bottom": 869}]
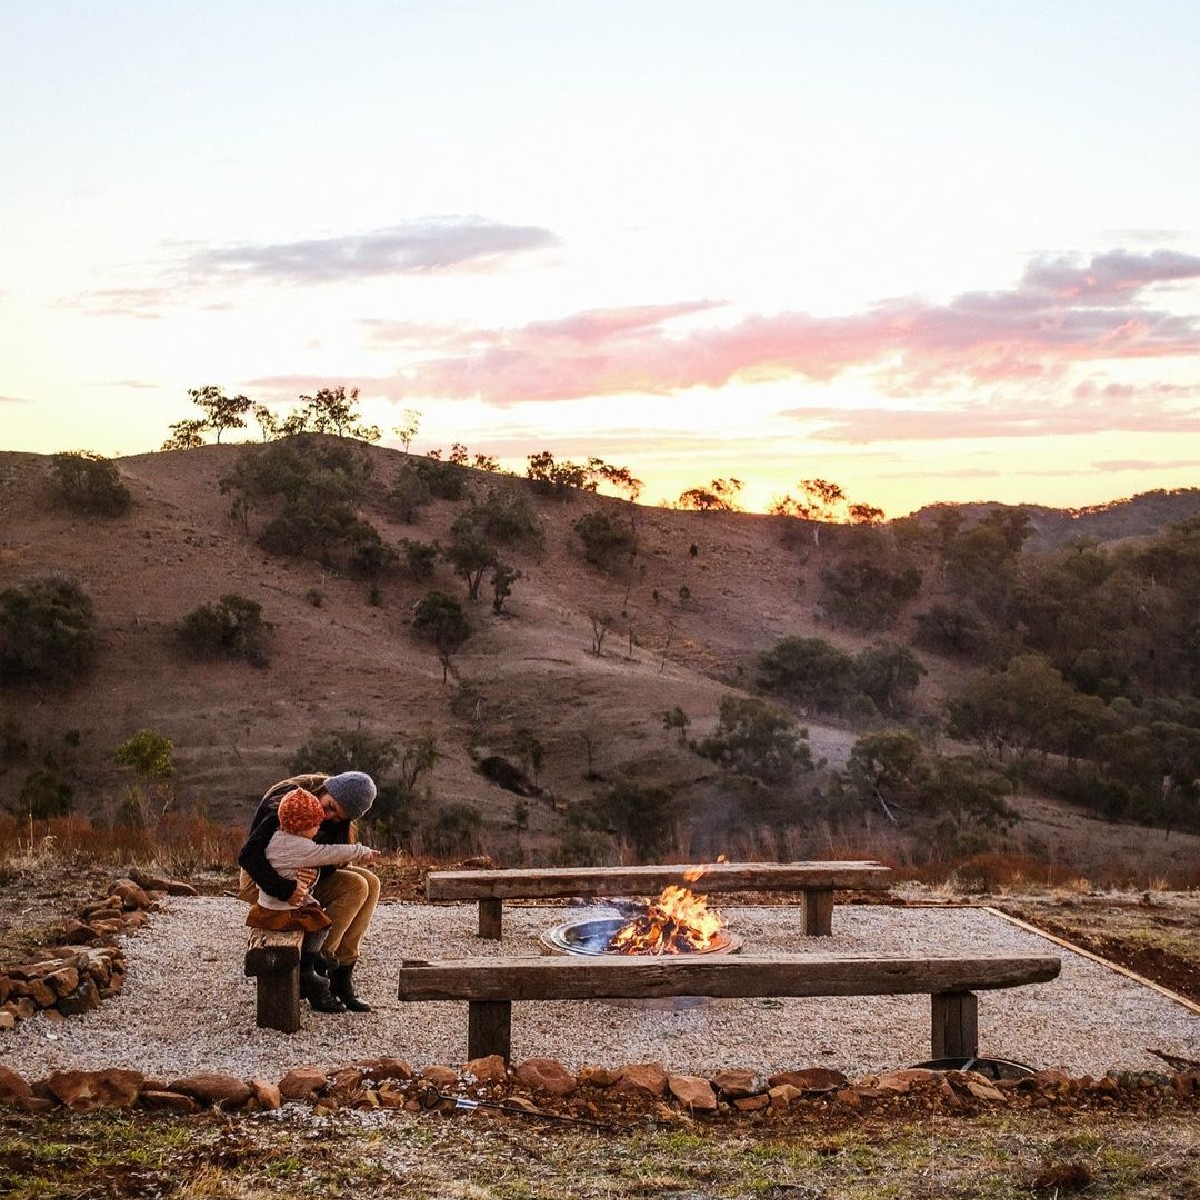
[
  {"left": 0, "top": 869, "right": 195, "bottom": 1030},
  {"left": 1, "top": 1055, "right": 1197, "bottom": 1121}
]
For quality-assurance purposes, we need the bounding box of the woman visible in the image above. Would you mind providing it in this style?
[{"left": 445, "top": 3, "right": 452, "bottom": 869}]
[{"left": 237, "top": 770, "right": 380, "bottom": 1012}]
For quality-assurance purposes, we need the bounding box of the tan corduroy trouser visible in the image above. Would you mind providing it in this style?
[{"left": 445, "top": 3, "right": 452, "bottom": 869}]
[{"left": 237, "top": 865, "right": 380, "bottom": 964}]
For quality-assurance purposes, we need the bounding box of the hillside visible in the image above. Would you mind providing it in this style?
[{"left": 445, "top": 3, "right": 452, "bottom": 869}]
[
  {"left": 2, "top": 445, "right": 1199, "bottom": 879},
  {"left": 910, "top": 487, "right": 1200, "bottom": 551}
]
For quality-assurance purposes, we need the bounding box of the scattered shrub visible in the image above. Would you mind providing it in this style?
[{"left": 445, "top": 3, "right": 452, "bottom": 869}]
[
  {"left": 413, "top": 456, "right": 467, "bottom": 501},
  {"left": 695, "top": 696, "right": 813, "bottom": 783},
  {"left": 386, "top": 463, "right": 433, "bottom": 522},
  {"left": 401, "top": 539, "right": 439, "bottom": 581},
  {"left": 175, "top": 594, "right": 272, "bottom": 666},
  {"left": 17, "top": 766, "right": 74, "bottom": 819},
  {"left": 573, "top": 510, "right": 638, "bottom": 569},
  {"left": 49, "top": 452, "right": 132, "bottom": 516},
  {"left": 0, "top": 575, "right": 98, "bottom": 687}
]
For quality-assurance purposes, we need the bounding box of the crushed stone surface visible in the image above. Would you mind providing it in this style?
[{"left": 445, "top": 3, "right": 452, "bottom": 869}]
[{"left": 3, "top": 898, "right": 1197, "bottom": 1080}]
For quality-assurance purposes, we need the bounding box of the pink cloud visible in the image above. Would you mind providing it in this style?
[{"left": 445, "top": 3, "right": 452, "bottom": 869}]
[{"left": 368, "top": 249, "right": 1200, "bottom": 406}]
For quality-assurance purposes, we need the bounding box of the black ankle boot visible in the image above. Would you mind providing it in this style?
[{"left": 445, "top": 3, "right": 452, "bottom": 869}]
[
  {"left": 300, "top": 953, "right": 346, "bottom": 1013},
  {"left": 313, "top": 950, "right": 340, "bottom": 976},
  {"left": 328, "top": 961, "right": 371, "bottom": 1012}
]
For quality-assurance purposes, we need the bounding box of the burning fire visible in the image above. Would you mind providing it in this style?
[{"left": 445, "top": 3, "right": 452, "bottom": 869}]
[{"left": 606, "top": 872, "right": 726, "bottom": 955}]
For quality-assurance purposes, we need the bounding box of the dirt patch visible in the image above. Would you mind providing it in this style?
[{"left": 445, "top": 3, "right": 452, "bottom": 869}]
[{"left": 998, "top": 891, "right": 1200, "bottom": 1011}]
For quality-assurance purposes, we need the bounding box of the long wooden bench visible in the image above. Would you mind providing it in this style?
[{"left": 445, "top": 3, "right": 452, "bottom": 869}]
[
  {"left": 396, "top": 953, "right": 1061, "bottom": 1064},
  {"left": 244, "top": 930, "right": 304, "bottom": 1033},
  {"left": 426, "top": 861, "right": 892, "bottom": 940}
]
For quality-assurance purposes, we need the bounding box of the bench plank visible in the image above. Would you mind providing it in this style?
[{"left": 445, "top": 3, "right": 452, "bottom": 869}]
[
  {"left": 397, "top": 954, "right": 1060, "bottom": 1001},
  {"left": 397, "top": 953, "right": 1059, "bottom": 1064},
  {"left": 427, "top": 861, "right": 891, "bottom": 901},
  {"left": 428, "top": 861, "right": 893, "bottom": 940}
]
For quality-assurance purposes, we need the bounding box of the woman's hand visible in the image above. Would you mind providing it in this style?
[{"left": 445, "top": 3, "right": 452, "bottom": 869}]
[
  {"left": 288, "top": 881, "right": 310, "bottom": 906},
  {"left": 295, "top": 867, "right": 319, "bottom": 886}
]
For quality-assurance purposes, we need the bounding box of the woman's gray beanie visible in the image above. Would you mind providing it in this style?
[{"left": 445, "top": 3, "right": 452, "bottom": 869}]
[{"left": 322, "top": 771, "right": 377, "bottom": 819}]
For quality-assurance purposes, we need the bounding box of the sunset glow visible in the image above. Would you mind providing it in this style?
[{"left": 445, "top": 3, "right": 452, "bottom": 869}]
[{"left": 2, "top": 3, "right": 1198, "bottom": 516}]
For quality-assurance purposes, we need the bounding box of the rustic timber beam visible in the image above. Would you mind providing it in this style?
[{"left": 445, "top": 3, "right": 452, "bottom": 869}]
[
  {"left": 426, "top": 860, "right": 892, "bottom": 902},
  {"left": 396, "top": 954, "right": 1060, "bottom": 1001},
  {"left": 397, "top": 954, "right": 1059, "bottom": 1064}
]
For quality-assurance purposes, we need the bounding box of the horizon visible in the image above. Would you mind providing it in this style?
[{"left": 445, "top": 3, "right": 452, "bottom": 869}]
[{"left": 2, "top": 3, "right": 1198, "bottom": 519}]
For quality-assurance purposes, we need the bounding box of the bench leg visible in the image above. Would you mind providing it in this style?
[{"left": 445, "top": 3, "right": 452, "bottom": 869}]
[
  {"left": 931, "top": 991, "right": 978, "bottom": 1060},
  {"left": 478, "top": 899, "right": 503, "bottom": 940},
  {"left": 468, "top": 999, "right": 512, "bottom": 1062},
  {"left": 255, "top": 962, "right": 301, "bottom": 1034},
  {"left": 801, "top": 888, "right": 834, "bottom": 936}
]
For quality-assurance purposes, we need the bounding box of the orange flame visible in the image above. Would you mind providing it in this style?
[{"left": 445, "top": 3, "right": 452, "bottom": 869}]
[{"left": 606, "top": 882, "right": 725, "bottom": 955}]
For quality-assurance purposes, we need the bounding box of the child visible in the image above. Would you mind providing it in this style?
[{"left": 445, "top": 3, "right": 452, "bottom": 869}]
[{"left": 245, "top": 786, "right": 380, "bottom": 1014}]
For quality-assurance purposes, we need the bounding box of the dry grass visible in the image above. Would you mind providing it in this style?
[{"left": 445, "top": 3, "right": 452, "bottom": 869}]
[{"left": 2, "top": 1108, "right": 1200, "bottom": 1200}]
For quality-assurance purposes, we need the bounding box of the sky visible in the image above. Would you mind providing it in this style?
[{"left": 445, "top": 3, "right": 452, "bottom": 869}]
[{"left": 2, "top": 1, "right": 1198, "bottom": 518}]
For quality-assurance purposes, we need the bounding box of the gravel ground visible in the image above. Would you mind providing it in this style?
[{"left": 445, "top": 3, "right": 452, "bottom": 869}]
[{"left": 3, "top": 898, "right": 1198, "bottom": 1081}]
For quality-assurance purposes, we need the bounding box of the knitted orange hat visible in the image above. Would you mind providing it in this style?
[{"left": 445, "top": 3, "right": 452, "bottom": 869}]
[{"left": 277, "top": 787, "right": 326, "bottom": 835}]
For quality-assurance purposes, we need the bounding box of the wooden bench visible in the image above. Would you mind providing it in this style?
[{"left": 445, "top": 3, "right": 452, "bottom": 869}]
[
  {"left": 396, "top": 953, "right": 1060, "bottom": 1064},
  {"left": 426, "top": 861, "right": 893, "bottom": 940},
  {"left": 244, "top": 930, "right": 304, "bottom": 1033}
]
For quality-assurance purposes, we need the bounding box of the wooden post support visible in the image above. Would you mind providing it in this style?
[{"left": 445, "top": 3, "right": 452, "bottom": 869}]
[
  {"left": 802, "top": 888, "right": 834, "bottom": 936},
  {"left": 478, "top": 898, "right": 504, "bottom": 941},
  {"left": 468, "top": 999, "right": 512, "bottom": 1062},
  {"left": 245, "top": 931, "right": 303, "bottom": 1033},
  {"left": 931, "top": 991, "right": 979, "bottom": 1060}
]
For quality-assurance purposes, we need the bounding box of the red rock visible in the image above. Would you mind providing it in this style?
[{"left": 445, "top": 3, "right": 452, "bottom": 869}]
[
  {"left": 326, "top": 1068, "right": 365, "bottom": 1096},
  {"left": 45, "top": 1068, "right": 144, "bottom": 1110},
  {"left": 139, "top": 1090, "right": 199, "bottom": 1114},
  {"left": 60, "top": 919, "right": 98, "bottom": 945},
  {"left": 767, "top": 1067, "right": 849, "bottom": 1093},
  {"left": 0, "top": 976, "right": 10, "bottom": 1005},
  {"left": 733, "top": 1093, "right": 771, "bottom": 1112},
  {"left": 711, "top": 1068, "right": 762, "bottom": 1098},
  {"left": 578, "top": 1064, "right": 621, "bottom": 1088},
  {"left": 420, "top": 1065, "right": 459, "bottom": 1088},
  {"left": 15, "top": 979, "right": 56, "bottom": 1008},
  {"left": 165, "top": 880, "right": 199, "bottom": 897},
  {"left": 0, "top": 1066, "right": 33, "bottom": 1105},
  {"left": 3, "top": 998, "right": 36, "bottom": 1020},
  {"left": 56, "top": 978, "right": 101, "bottom": 1017},
  {"left": 44, "top": 967, "right": 81, "bottom": 997},
  {"left": 128, "top": 868, "right": 174, "bottom": 892},
  {"left": 0, "top": 1012, "right": 16, "bottom": 1031},
  {"left": 109, "top": 878, "right": 151, "bottom": 910},
  {"left": 250, "top": 1079, "right": 282, "bottom": 1110},
  {"left": 356, "top": 1057, "right": 412, "bottom": 1082},
  {"left": 668, "top": 1075, "right": 718, "bottom": 1112},
  {"left": 768, "top": 1083, "right": 804, "bottom": 1111},
  {"left": 613, "top": 1062, "right": 668, "bottom": 1098},
  {"left": 464, "top": 1055, "right": 508, "bottom": 1086},
  {"left": 1033, "top": 1069, "right": 1071, "bottom": 1087},
  {"left": 278, "top": 1067, "right": 328, "bottom": 1100},
  {"left": 168, "top": 1074, "right": 253, "bottom": 1108},
  {"left": 513, "top": 1058, "right": 576, "bottom": 1097},
  {"left": 966, "top": 1080, "right": 1006, "bottom": 1102},
  {"left": 873, "top": 1075, "right": 936, "bottom": 1094}
]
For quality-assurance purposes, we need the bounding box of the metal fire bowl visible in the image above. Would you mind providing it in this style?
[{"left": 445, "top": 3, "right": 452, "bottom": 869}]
[{"left": 539, "top": 916, "right": 743, "bottom": 957}]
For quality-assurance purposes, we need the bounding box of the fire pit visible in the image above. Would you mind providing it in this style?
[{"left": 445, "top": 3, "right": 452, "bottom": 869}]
[
  {"left": 540, "top": 880, "right": 742, "bottom": 958},
  {"left": 541, "top": 915, "right": 743, "bottom": 956}
]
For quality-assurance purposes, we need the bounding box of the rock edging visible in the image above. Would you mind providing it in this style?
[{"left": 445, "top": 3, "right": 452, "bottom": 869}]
[
  {"left": 0, "top": 868, "right": 195, "bottom": 1030},
  {"left": 1, "top": 1056, "right": 1197, "bottom": 1123}
]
